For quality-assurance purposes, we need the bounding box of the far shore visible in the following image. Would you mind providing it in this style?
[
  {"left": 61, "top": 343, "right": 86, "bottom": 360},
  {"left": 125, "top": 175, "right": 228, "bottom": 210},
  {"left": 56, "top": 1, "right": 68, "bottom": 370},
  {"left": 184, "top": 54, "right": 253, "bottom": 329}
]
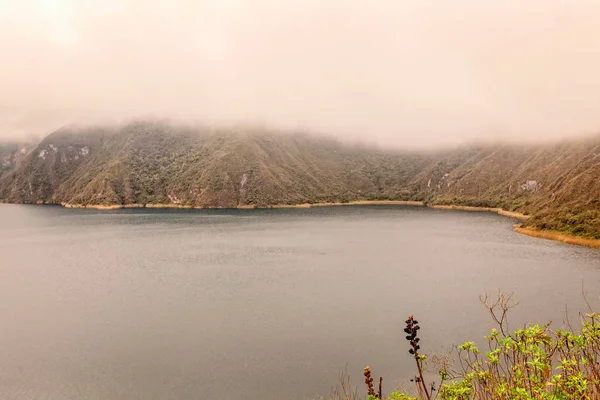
[
  {"left": 427, "top": 204, "right": 530, "bottom": 221},
  {"left": 422, "top": 206, "right": 600, "bottom": 251},
  {"left": 58, "top": 202, "right": 531, "bottom": 219},
  {"left": 514, "top": 225, "right": 600, "bottom": 250},
  {"left": 8, "top": 200, "right": 597, "bottom": 251},
  {"left": 60, "top": 200, "right": 426, "bottom": 210}
]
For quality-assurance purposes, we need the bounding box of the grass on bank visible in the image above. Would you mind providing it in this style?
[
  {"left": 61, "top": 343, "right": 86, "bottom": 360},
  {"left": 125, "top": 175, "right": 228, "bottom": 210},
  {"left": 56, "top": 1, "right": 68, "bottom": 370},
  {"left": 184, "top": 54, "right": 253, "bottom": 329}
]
[
  {"left": 514, "top": 225, "right": 600, "bottom": 250},
  {"left": 325, "top": 293, "right": 600, "bottom": 400}
]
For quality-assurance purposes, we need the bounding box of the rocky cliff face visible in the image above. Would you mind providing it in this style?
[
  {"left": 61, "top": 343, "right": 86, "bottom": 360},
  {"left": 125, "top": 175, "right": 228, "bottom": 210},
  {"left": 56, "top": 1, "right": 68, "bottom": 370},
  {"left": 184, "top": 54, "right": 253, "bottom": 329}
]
[{"left": 1, "top": 121, "right": 599, "bottom": 239}]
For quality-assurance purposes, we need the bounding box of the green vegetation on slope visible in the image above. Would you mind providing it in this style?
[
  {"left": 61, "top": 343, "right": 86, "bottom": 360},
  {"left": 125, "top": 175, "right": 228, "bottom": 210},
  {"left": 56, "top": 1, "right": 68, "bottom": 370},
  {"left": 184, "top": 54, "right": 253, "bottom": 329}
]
[
  {"left": 0, "top": 121, "right": 431, "bottom": 207},
  {"left": 419, "top": 137, "right": 600, "bottom": 239},
  {"left": 1, "top": 121, "right": 599, "bottom": 239}
]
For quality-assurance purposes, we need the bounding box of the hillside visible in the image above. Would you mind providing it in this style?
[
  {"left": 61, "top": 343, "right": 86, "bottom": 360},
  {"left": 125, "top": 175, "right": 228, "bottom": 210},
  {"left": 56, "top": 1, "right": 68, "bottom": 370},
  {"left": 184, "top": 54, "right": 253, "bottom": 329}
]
[
  {"left": 0, "top": 121, "right": 599, "bottom": 239},
  {"left": 0, "top": 121, "right": 432, "bottom": 208},
  {"left": 419, "top": 137, "right": 600, "bottom": 238}
]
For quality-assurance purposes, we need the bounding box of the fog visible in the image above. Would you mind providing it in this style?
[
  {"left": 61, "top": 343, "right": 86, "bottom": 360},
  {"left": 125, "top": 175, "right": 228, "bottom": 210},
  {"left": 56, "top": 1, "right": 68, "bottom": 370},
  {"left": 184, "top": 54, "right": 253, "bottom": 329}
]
[{"left": 2, "top": 0, "right": 600, "bottom": 148}]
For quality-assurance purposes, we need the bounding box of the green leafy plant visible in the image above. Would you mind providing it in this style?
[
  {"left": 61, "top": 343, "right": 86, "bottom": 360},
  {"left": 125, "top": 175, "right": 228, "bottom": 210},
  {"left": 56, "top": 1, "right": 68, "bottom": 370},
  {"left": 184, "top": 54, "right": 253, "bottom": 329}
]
[{"left": 359, "top": 293, "right": 600, "bottom": 399}]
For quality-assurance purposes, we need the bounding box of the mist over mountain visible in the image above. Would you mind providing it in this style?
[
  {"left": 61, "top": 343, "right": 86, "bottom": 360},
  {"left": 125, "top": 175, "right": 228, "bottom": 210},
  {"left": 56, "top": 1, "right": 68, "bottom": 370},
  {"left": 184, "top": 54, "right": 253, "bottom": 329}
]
[
  {"left": 1, "top": 121, "right": 599, "bottom": 239},
  {"left": 3, "top": 1, "right": 600, "bottom": 148},
  {"left": 0, "top": 139, "right": 37, "bottom": 178}
]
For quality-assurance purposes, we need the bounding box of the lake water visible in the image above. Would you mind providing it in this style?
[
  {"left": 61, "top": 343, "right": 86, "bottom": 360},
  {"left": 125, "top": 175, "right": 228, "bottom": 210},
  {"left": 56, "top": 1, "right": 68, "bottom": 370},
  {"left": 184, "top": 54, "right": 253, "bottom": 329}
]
[{"left": 1, "top": 204, "right": 599, "bottom": 400}]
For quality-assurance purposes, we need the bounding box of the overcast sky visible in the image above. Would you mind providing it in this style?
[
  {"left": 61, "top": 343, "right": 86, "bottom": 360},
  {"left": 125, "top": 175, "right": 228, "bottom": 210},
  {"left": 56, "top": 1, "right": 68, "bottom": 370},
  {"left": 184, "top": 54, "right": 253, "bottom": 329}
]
[{"left": 1, "top": 0, "right": 600, "bottom": 147}]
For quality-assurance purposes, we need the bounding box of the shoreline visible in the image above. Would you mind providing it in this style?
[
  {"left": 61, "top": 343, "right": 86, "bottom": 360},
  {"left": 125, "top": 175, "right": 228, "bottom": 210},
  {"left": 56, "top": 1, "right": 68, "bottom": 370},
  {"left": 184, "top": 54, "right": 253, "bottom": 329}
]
[
  {"left": 427, "top": 204, "right": 530, "bottom": 221},
  {"left": 513, "top": 225, "right": 600, "bottom": 250},
  {"left": 10, "top": 200, "right": 598, "bottom": 251},
  {"left": 60, "top": 200, "right": 426, "bottom": 210},
  {"left": 58, "top": 201, "right": 528, "bottom": 216},
  {"left": 425, "top": 205, "right": 600, "bottom": 250}
]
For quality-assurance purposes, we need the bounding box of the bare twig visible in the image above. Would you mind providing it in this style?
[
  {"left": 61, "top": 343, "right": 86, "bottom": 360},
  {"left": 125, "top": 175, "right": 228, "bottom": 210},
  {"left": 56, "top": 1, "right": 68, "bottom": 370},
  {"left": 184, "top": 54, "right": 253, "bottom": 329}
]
[
  {"left": 327, "top": 366, "right": 357, "bottom": 400},
  {"left": 480, "top": 291, "right": 519, "bottom": 337}
]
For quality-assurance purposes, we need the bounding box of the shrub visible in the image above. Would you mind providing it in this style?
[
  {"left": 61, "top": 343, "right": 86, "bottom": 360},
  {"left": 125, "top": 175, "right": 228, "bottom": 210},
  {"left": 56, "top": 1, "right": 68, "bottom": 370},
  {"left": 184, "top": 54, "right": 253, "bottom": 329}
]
[{"left": 352, "top": 293, "right": 600, "bottom": 399}]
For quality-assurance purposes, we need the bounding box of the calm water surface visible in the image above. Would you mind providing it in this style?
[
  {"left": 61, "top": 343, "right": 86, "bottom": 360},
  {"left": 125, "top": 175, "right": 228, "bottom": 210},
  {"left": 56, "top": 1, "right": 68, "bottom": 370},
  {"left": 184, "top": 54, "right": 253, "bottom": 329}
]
[{"left": 1, "top": 205, "right": 599, "bottom": 400}]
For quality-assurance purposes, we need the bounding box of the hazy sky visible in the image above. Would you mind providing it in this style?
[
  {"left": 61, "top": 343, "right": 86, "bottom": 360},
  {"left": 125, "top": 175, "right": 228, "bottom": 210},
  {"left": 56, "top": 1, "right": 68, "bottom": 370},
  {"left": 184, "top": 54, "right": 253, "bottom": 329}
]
[{"left": 2, "top": 0, "right": 600, "bottom": 147}]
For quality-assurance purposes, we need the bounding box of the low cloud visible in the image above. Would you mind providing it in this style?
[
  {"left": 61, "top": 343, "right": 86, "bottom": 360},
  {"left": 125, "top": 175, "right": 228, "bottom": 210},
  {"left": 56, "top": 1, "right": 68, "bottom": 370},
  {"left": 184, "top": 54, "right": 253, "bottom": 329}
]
[{"left": 2, "top": 0, "right": 600, "bottom": 148}]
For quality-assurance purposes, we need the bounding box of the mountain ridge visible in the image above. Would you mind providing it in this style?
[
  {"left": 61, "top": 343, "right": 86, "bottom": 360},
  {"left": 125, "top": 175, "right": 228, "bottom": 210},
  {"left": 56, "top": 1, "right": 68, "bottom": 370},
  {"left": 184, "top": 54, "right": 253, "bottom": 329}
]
[{"left": 1, "top": 121, "right": 599, "bottom": 239}]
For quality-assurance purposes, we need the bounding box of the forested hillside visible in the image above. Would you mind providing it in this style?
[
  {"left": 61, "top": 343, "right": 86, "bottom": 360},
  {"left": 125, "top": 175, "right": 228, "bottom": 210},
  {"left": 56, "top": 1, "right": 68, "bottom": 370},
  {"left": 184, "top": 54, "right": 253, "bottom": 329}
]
[
  {"left": 0, "top": 121, "right": 432, "bottom": 207},
  {"left": 418, "top": 137, "right": 600, "bottom": 238},
  {"left": 1, "top": 121, "right": 599, "bottom": 239}
]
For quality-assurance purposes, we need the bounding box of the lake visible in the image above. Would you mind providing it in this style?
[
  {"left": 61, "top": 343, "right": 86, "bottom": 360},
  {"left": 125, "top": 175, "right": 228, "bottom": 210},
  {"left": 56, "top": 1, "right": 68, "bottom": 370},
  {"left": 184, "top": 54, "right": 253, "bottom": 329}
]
[{"left": 1, "top": 204, "right": 599, "bottom": 400}]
